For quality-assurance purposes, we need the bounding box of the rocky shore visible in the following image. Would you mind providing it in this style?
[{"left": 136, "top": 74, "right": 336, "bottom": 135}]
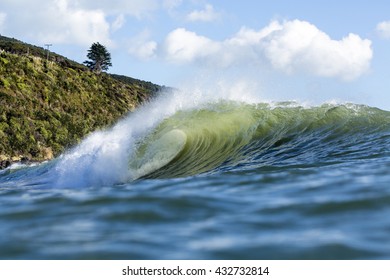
[
  {"left": 0, "top": 148, "right": 53, "bottom": 169},
  {"left": 1, "top": 157, "right": 31, "bottom": 169}
]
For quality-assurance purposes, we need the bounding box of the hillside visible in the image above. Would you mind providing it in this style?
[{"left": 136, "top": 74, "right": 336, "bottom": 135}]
[{"left": 0, "top": 36, "right": 161, "bottom": 168}]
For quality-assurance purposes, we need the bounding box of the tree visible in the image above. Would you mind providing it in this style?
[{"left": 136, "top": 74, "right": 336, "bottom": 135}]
[{"left": 83, "top": 42, "right": 112, "bottom": 74}]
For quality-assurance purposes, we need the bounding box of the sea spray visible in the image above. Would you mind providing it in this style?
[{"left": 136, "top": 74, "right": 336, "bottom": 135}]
[{"left": 51, "top": 81, "right": 264, "bottom": 187}]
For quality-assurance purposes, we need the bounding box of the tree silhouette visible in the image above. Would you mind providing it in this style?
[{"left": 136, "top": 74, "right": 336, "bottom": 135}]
[{"left": 84, "top": 42, "right": 112, "bottom": 74}]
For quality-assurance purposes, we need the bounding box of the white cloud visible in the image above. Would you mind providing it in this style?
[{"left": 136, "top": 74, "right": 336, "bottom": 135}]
[
  {"left": 0, "top": 0, "right": 112, "bottom": 46},
  {"left": 261, "top": 20, "right": 372, "bottom": 80},
  {"left": 160, "top": 20, "right": 372, "bottom": 80},
  {"left": 112, "top": 14, "right": 126, "bottom": 31},
  {"left": 163, "top": 0, "right": 182, "bottom": 11},
  {"left": 163, "top": 28, "right": 220, "bottom": 63},
  {"left": 376, "top": 21, "right": 390, "bottom": 39},
  {"left": 226, "top": 22, "right": 280, "bottom": 46},
  {"left": 137, "top": 41, "right": 158, "bottom": 59},
  {"left": 73, "top": 0, "right": 158, "bottom": 19},
  {"left": 128, "top": 31, "right": 157, "bottom": 60},
  {"left": 0, "top": 0, "right": 160, "bottom": 46},
  {"left": 42, "top": 0, "right": 112, "bottom": 46},
  {"left": 186, "top": 4, "right": 220, "bottom": 22}
]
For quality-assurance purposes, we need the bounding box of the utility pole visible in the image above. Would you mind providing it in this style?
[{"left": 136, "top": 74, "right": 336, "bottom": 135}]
[{"left": 44, "top": 44, "right": 52, "bottom": 61}]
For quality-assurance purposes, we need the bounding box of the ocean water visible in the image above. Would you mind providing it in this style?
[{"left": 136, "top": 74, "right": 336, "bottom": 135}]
[{"left": 1, "top": 89, "right": 390, "bottom": 260}]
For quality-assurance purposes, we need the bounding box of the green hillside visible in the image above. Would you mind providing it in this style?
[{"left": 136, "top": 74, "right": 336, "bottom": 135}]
[{"left": 0, "top": 36, "right": 161, "bottom": 167}]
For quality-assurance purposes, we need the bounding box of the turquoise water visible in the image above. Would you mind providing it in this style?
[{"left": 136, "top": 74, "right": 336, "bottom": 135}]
[{"left": 1, "top": 97, "right": 390, "bottom": 259}]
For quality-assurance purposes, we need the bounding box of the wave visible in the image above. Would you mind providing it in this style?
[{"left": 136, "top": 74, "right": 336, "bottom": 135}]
[
  {"left": 129, "top": 101, "right": 390, "bottom": 179},
  {"left": 2, "top": 93, "right": 388, "bottom": 189}
]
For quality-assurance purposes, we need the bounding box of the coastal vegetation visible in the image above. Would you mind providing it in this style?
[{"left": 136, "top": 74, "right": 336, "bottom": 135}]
[{"left": 0, "top": 35, "right": 161, "bottom": 167}]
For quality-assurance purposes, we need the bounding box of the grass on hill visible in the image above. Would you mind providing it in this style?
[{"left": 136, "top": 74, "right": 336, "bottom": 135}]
[{"left": 0, "top": 36, "right": 161, "bottom": 164}]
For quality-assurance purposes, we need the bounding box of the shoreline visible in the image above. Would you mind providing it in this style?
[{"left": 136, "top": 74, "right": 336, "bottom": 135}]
[{"left": 0, "top": 156, "right": 47, "bottom": 170}]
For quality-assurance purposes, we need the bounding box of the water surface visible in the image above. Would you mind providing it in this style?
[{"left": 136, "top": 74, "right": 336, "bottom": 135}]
[{"left": 1, "top": 100, "right": 389, "bottom": 259}]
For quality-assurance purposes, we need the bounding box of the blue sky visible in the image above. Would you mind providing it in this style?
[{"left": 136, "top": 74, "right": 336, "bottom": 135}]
[{"left": 1, "top": 0, "right": 390, "bottom": 109}]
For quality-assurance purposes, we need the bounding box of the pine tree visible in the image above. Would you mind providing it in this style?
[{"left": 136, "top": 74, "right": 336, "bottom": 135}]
[{"left": 84, "top": 42, "right": 112, "bottom": 74}]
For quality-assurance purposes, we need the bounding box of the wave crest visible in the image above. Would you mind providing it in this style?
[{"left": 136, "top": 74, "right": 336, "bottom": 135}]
[{"left": 131, "top": 101, "right": 390, "bottom": 179}]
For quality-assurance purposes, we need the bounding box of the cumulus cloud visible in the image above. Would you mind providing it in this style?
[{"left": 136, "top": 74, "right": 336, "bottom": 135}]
[
  {"left": 376, "top": 21, "right": 390, "bottom": 39},
  {"left": 72, "top": 0, "right": 158, "bottom": 18},
  {"left": 0, "top": 0, "right": 162, "bottom": 46},
  {"left": 0, "top": 0, "right": 112, "bottom": 46},
  {"left": 163, "top": 28, "right": 220, "bottom": 63},
  {"left": 186, "top": 4, "right": 220, "bottom": 22},
  {"left": 128, "top": 31, "right": 157, "bottom": 60},
  {"left": 261, "top": 20, "right": 372, "bottom": 80},
  {"left": 44, "top": 0, "right": 112, "bottom": 46},
  {"left": 160, "top": 20, "right": 372, "bottom": 80}
]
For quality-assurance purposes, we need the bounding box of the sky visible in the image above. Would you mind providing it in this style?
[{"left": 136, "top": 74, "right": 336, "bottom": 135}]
[{"left": 1, "top": 0, "right": 390, "bottom": 109}]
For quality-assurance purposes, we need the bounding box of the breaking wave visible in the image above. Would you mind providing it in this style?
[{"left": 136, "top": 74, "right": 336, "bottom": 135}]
[
  {"left": 129, "top": 101, "right": 390, "bottom": 179},
  {"left": 2, "top": 88, "right": 389, "bottom": 188}
]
